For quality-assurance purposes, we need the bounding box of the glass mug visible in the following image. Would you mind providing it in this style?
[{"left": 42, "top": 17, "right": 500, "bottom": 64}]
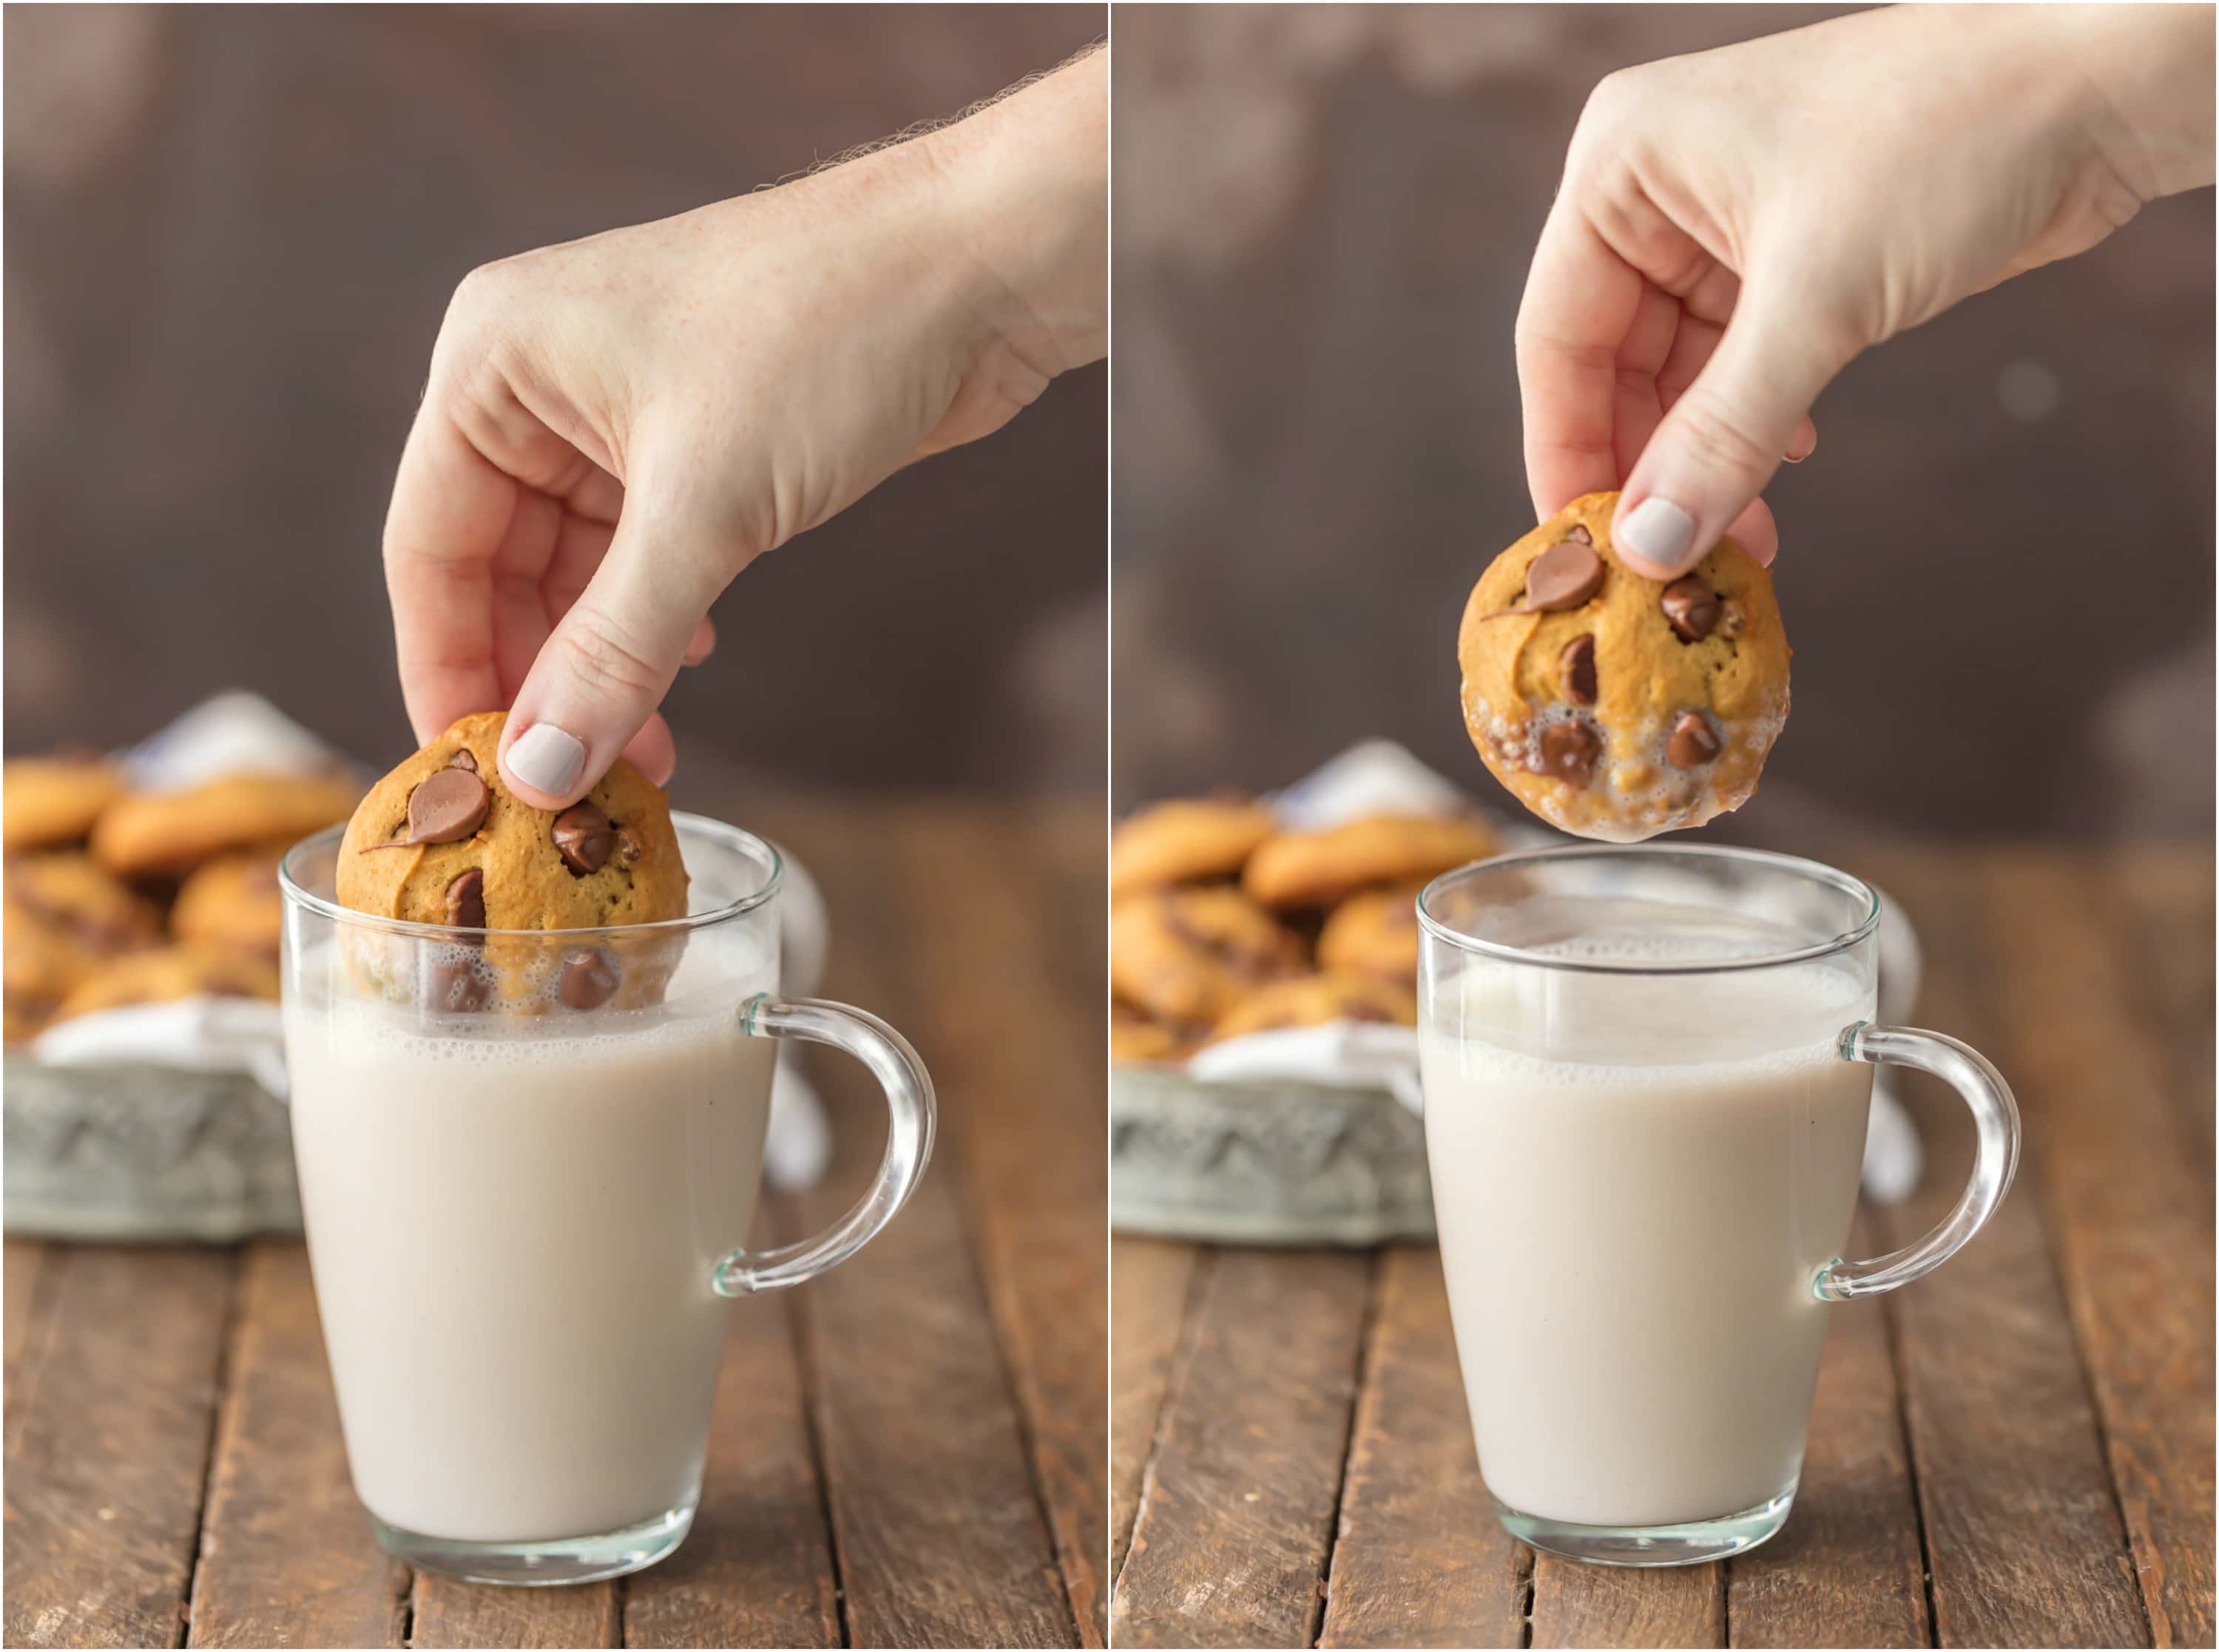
[
  {"left": 278, "top": 814, "right": 933, "bottom": 1586},
  {"left": 1416, "top": 844, "right": 2017, "bottom": 1567}
]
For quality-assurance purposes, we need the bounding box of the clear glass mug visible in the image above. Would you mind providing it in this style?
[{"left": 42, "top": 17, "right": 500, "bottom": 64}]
[
  {"left": 1416, "top": 844, "right": 2017, "bottom": 1567},
  {"left": 278, "top": 813, "right": 933, "bottom": 1586}
]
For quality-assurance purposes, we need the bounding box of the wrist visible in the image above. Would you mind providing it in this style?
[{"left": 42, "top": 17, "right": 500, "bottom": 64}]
[
  {"left": 2016, "top": 3, "right": 2215, "bottom": 201},
  {"left": 917, "top": 47, "right": 1108, "bottom": 376}
]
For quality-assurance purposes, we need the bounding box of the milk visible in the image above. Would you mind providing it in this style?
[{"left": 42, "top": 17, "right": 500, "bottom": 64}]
[
  {"left": 1419, "top": 931, "right": 1874, "bottom": 1529},
  {"left": 286, "top": 989, "right": 773, "bottom": 1544}
]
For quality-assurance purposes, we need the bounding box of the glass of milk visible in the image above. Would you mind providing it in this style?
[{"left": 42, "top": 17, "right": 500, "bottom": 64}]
[
  {"left": 1417, "top": 844, "right": 2017, "bottom": 1567},
  {"left": 278, "top": 815, "right": 933, "bottom": 1585}
]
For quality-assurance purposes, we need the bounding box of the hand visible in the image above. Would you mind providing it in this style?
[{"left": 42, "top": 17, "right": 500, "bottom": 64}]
[
  {"left": 1517, "top": 4, "right": 2214, "bottom": 577},
  {"left": 383, "top": 48, "right": 1106, "bottom": 808}
]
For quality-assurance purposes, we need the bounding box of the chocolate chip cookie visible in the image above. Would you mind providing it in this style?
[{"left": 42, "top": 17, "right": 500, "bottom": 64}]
[
  {"left": 1208, "top": 970, "right": 1418, "bottom": 1043},
  {"left": 1110, "top": 797, "right": 1277, "bottom": 901},
  {"left": 1316, "top": 880, "right": 1425, "bottom": 988},
  {"left": 1241, "top": 813, "right": 1501, "bottom": 910},
  {"left": 1110, "top": 1001, "right": 1204, "bottom": 1066},
  {"left": 335, "top": 713, "right": 688, "bottom": 1013},
  {"left": 2, "top": 854, "right": 166, "bottom": 1039},
  {"left": 1458, "top": 491, "right": 1791, "bottom": 841},
  {"left": 1109, "top": 885, "right": 1307, "bottom": 1024},
  {"left": 3, "top": 756, "right": 126, "bottom": 853},
  {"left": 57, "top": 943, "right": 280, "bottom": 1020},
  {"left": 172, "top": 847, "right": 288, "bottom": 958},
  {"left": 93, "top": 771, "right": 361, "bottom": 876}
]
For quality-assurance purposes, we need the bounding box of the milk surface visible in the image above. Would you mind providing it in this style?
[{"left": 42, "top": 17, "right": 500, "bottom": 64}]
[
  {"left": 1420, "top": 921, "right": 1874, "bottom": 1528},
  {"left": 286, "top": 985, "right": 773, "bottom": 1543}
]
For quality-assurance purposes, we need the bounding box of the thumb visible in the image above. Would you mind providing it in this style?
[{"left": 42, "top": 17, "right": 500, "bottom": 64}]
[
  {"left": 1614, "top": 280, "right": 1848, "bottom": 578},
  {"left": 498, "top": 526, "right": 716, "bottom": 810}
]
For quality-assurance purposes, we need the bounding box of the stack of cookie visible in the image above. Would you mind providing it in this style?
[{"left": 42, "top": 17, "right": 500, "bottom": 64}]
[
  {"left": 2, "top": 754, "right": 360, "bottom": 1042},
  {"left": 1110, "top": 799, "right": 1501, "bottom": 1063}
]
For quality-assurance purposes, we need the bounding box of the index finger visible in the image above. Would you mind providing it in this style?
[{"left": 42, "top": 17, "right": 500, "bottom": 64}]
[{"left": 1513, "top": 200, "right": 1645, "bottom": 520}]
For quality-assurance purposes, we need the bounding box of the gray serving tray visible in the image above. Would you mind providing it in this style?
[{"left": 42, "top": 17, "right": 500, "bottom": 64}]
[{"left": 1110, "top": 1062, "right": 1433, "bottom": 1246}]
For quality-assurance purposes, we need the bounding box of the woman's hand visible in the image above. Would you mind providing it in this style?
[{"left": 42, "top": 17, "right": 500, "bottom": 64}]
[
  {"left": 383, "top": 48, "right": 1105, "bottom": 807},
  {"left": 1517, "top": 4, "right": 2213, "bottom": 577}
]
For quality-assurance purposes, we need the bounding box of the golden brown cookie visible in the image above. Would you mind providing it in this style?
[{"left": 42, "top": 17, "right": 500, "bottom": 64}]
[
  {"left": 92, "top": 771, "right": 361, "bottom": 876},
  {"left": 172, "top": 847, "right": 288, "bottom": 958},
  {"left": 56, "top": 943, "right": 280, "bottom": 1020},
  {"left": 5, "top": 853, "right": 163, "bottom": 955},
  {"left": 1316, "top": 880, "right": 1426, "bottom": 988},
  {"left": 335, "top": 714, "right": 689, "bottom": 1015},
  {"left": 1110, "top": 1002, "right": 1203, "bottom": 1066},
  {"left": 1208, "top": 970, "right": 1418, "bottom": 1042},
  {"left": 1458, "top": 491, "right": 1791, "bottom": 841},
  {"left": 1241, "top": 813, "right": 1500, "bottom": 910},
  {"left": 3, "top": 756, "right": 126, "bottom": 853},
  {"left": 1110, "top": 797, "right": 1277, "bottom": 901},
  {"left": 4, "top": 902, "right": 86, "bottom": 1041},
  {"left": 1110, "top": 886, "right": 1307, "bottom": 1024}
]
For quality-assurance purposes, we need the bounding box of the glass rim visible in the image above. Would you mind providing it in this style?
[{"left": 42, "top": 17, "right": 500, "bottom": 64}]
[
  {"left": 1415, "top": 842, "right": 1881, "bottom": 975},
  {"left": 278, "top": 810, "right": 783, "bottom": 943}
]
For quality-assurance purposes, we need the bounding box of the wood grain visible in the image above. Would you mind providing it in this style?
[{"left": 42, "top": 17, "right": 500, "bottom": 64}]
[
  {"left": 1112, "top": 1237, "right": 1200, "bottom": 1577},
  {"left": 765, "top": 800, "right": 1078, "bottom": 1650},
  {"left": 2113, "top": 847, "right": 2216, "bottom": 1158},
  {"left": 622, "top": 1293, "right": 841, "bottom": 1650},
  {"left": 1112, "top": 1248, "right": 1372, "bottom": 1649},
  {"left": 1726, "top": 1213, "right": 1929, "bottom": 1649},
  {"left": 1855, "top": 847, "right": 2149, "bottom": 1649},
  {"left": 410, "top": 1577, "right": 616, "bottom": 1649},
  {"left": 3, "top": 1247, "right": 234, "bottom": 1650},
  {"left": 1319, "top": 1245, "right": 1525, "bottom": 1650},
  {"left": 5, "top": 1238, "right": 57, "bottom": 1455},
  {"left": 891, "top": 807, "right": 1110, "bottom": 1645},
  {"left": 1982, "top": 854, "right": 2215, "bottom": 1648},
  {"left": 1529, "top": 1557, "right": 1721, "bottom": 1650},
  {"left": 185, "top": 1242, "right": 407, "bottom": 1649}
]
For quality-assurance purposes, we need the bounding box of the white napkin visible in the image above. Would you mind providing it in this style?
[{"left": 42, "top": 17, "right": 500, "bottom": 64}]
[
  {"left": 36, "top": 691, "right": 833, "bottom": 1190},
  {"left": 1185, "top": 739, "right": 1925, "bottom": 1205}
]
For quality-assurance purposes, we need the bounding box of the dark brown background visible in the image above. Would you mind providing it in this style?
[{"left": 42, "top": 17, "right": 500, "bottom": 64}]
[
  {"left": 1112, "top": 4, "right": 2216, "bottom": 842},
  {"left": 6, "top": 4, "right": 1107, "bottom": 796}
]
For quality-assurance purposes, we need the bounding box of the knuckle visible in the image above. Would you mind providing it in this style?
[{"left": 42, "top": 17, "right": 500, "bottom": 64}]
[
  {"left": 1667, "top": 391, "right": 1780, "bottom": 481},
  {"left": 558, "top": 611, "right": 666, "bottom": 703}
]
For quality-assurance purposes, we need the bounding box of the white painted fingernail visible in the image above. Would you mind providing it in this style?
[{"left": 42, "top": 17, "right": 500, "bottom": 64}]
[
  {"left": 1616, "top": 496, "right": 1697, "bottom": 572},
  {"left": 504, "top": 722, "right": 585, "bottom": 798}
]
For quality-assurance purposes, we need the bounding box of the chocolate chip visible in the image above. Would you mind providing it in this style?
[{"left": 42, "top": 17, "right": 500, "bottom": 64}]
[
  {"left": 558, "top": 947, "right": 620, "bottom": 1010},
  {"left": 363, "top": 768, "right": 490, "bottom": 851},
  {"left": 1564, "top": 524, "right": 1592, "bottom": 544},
  {"left": 1483, "top": 538, "right": 1605, "bottom": 620},
  {"left": 430, "top": 956, "right": 491, "bottom": 1013},
  {"left": 445, "top": 867, "right": 485, "bottom": 930},
  {"left": 613, "top": 827, "right": 642, "bottom": 868},
  {"left": 1534, "top": 720, "right": 1602, "bottom": 788},
  {"left": 1666, "top": 711, "right": 1723, "bottom": 768},
  {"left": 552, "top": 802, "right": 615, "bottom": 875},
  {"left": 447, "top": 748, "right": 478, "bottom": 773},
  {"left": 1560, "top": 634, "right": 1598, "bottom": 706},
  {"left": 1661, "top": 576, "right": 1720, "bottom": 643},
  {"left": 1720, "top": 598, "right": 1749, "bottom": 639}
]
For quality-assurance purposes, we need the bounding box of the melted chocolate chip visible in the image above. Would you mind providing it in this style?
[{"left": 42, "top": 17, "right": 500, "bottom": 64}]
[
  {"left": 613, "top": 827, "right": 642, "bottom": 868},
  {"left": 1482, "top": 538, "right": 1607, "bottom": 621},
  {"left": 558, "top": 947, "right": 620, "bottom": 1010},
  {"left": 447, "top": 748, "right": 478, "bottom": 773},
  {"left": 1661, "top": 575, "right": 1721, "bottom": 643},
  {"left": 1720, "top": 598, "right": 1749, "bottom": 639},
  {"left": 1666, "top": 711, "right": 1723, "bottom": 768},
  {"left": 552, "top": 802, "right": 614, "bottom": 876},
  {"left": 445, "top": 867, "right": 485, "bottom": 930},
  {"left": 430, "top": 956, "right": 491, "bottom": 1013},
  {"left": 1535, "top": 720, "right": 1603, "bottom": 788},
  {"left": 1560, "top": 634, "right": 1598, "bottom": 706},
  {"left": 362, "top": 768, "right": 489, "bottom": 851}
]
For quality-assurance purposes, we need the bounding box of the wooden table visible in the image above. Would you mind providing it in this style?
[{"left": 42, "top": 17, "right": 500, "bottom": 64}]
[
  {"left": 4, "top": 792, "right": 1107, "bottom": 1650},
  {"left": 1112, "top": 844, "right": 2215, "bottom": 1650}
]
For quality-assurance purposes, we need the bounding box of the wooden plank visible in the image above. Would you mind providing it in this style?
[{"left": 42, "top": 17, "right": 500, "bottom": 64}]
[
  {"left": 1111, "top": 1248, "right": 1372, "bottom": 1649},
  {"left": 3, "top": 1247, "right": 234, "bottom": 1650},
  {"left": 1319, "top": 1244, "right": 1526, "bottom": 1650},
  {"left": 186, "top": 1242, "right": 407, "bottom": 1649},
  {"left": 411, "top": 1577, "right": 616, "bottom": 1648},
  {"left": 624, "top": 1293, "right": 842, "bottom": 1650},
  {"left": 1111, "top": 1237, "right": 1200, "bottom": 1577},
  {"left": 763, "top": 799, "right": 1078, "bottom": 1650},
  {"left": 1529, "top": 1559, "right": 1722, "bottom": 1649},
  {"left": 891, "top": 805, "right": 1110, "bottom": 1645},
  {"left": 5, "top": 1239, "right": 57, "bottom": 1455},
  {"left": 1726, "top": 1211, "right": 1929, "bottom": 1649},
  {"left": 1850, "top": 847, "right": 2149, "bottom": 1649},
  {"left": 1982, "top": 853, "right": 2215, "bottom": 1648},
  {"left": 2112, "top": 846, "right": 2215, "bottom": 1160}
]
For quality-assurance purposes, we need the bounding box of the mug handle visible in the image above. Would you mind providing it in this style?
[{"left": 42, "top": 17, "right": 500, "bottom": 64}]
[
  {"left": 712, "top": 995, "right": 936, "bottom": 1296},
  {"left": 1813, "top": 1022, "right": 2021, "bottom": 1302}
]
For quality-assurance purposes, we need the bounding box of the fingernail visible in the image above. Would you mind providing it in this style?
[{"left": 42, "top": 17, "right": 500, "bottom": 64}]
[
  {"left": 1615, "top": 496, "right": 1697, "bottom": 574},
  {"left": 504, "top": 722, "right": 585, "bottom": 798}
]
